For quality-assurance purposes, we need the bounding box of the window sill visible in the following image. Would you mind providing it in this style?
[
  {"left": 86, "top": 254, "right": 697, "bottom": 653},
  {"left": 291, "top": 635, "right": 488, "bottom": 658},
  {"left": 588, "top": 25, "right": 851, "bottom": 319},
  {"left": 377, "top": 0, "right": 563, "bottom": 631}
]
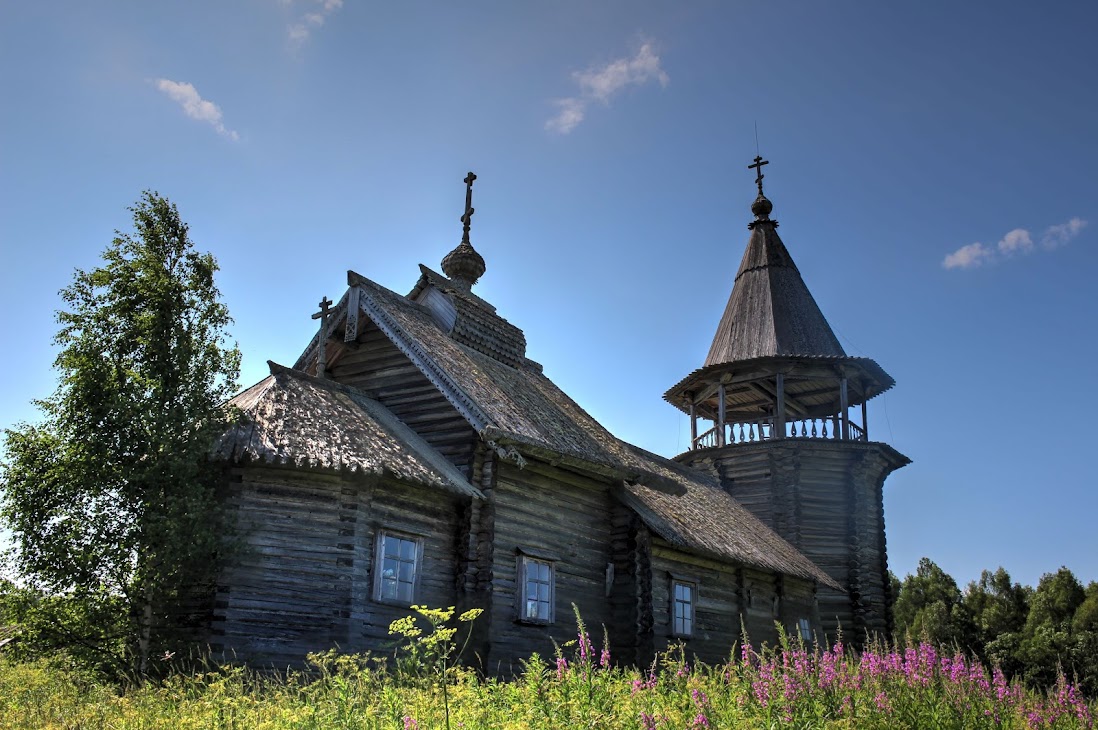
[{"left": 515, "top": 617, "right": 554, "bottom": 627}]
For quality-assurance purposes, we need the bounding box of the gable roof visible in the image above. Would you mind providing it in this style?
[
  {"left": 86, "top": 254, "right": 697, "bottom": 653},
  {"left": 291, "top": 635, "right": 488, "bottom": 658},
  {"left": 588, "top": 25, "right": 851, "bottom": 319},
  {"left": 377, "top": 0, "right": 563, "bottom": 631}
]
[
  {"left": 705, "top": 221, "right": 845, "bottom": 367},
  {"left": 326, "top": 270, "right": 837, "bottom": 587},
  {"left": 215, "top": 362, "right": 482, "bottom": 499}
]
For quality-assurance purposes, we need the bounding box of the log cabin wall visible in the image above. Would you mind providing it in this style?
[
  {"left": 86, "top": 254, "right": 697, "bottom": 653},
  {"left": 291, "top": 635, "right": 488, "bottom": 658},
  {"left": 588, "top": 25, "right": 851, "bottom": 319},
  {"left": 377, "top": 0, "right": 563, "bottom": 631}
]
[
  {"left": 648, "top": 542, "right": 744, "bottom": 664},
  {"left": 644, "top": 545, "right": 819, "bottom": 663},
  {"left": 210, "top": 465, "right": 466, "bottom": 667},
  {"left": 483, "top": 458, "right": 617, "bottom": 673},
  {"left": 328, "top": 322, "right": 479, "bottom": 479},
  {"left": 679, "top": 440, "right": 896, "bottom": 643}
]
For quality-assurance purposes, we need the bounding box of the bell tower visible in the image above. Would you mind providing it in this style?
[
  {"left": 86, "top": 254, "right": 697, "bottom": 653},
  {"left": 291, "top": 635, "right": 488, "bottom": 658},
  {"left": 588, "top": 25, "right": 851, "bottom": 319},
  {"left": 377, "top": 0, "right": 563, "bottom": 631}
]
[{"left": 667, "top": 157, "right": 910, "bottom": 640}]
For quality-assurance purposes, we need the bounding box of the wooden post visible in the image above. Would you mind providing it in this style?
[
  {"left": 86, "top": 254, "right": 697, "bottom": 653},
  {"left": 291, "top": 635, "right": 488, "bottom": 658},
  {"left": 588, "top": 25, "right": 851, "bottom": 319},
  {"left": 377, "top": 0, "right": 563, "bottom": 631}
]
[
  {"left": 839, "top": 377, "right": 849, "bottom": 440},
  {"left": 689, "top": 399, "right": 698, "bottom": 449},
  {"left": 717, "top": 383, "right": 727, "bottom": 447},
  {"left": 861, "top": 399, "right": 868, "bottom": 441},
  {"left": 775, "top": 373, "right": 786, "bottom": 439}
]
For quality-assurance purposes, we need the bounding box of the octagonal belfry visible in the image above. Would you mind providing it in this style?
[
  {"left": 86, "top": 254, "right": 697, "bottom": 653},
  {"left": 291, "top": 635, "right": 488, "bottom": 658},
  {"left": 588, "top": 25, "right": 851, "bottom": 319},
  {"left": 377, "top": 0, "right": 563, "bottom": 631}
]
[{"left": 667, "top": 158, "right": 910, "bottom": 642}]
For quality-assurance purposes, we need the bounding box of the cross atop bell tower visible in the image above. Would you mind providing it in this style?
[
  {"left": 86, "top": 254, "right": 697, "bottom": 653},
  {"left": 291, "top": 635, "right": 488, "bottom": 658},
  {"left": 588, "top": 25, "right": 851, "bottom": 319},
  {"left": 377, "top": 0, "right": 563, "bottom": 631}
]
[{"left": 748, "top": 155, "right": 768, "bottom": 196}]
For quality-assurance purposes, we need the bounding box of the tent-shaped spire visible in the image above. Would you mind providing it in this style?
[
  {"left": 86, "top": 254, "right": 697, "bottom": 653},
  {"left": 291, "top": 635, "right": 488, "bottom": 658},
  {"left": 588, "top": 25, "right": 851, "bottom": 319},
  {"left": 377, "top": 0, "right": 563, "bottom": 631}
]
[
  {"left": 704, "top": 216, "right": 845, "bottom": 366},
  {"left": 704, "top": 156, "right": 844, "bottom": 367}
]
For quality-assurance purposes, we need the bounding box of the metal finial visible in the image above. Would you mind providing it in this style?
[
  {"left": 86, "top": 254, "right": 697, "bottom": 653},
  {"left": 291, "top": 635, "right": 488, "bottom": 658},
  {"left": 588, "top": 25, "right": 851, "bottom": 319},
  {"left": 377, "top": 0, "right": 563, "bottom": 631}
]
[
  {"left": 748, "top": 155, "right": 769, "bottom": 196},
  {"left": 460, "top": 171, "right": 477, "bottom": 243}
]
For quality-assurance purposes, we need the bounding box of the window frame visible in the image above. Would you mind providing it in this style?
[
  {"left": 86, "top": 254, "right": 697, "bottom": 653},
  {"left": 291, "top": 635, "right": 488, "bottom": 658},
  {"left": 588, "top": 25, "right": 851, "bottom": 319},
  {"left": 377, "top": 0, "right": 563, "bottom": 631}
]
[
  {"left": 797, "top": 617, "right": 813, "bottom": 642},
  {"left": 517, "top": 553, "right": 556, "bottom": 625},
  {"left": 372, "top": 530, "right": 423, "bottom": 606},
  {"left": 670, "top": 578, "right": 697, "bottom": 638}
]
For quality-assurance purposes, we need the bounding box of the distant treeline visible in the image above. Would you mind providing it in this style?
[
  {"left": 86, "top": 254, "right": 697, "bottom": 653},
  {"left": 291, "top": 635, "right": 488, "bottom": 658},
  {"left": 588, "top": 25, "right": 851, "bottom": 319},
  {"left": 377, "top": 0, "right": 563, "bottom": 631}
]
[{"left": 891, "top": 559, "right": 1098, "bottom": 696}]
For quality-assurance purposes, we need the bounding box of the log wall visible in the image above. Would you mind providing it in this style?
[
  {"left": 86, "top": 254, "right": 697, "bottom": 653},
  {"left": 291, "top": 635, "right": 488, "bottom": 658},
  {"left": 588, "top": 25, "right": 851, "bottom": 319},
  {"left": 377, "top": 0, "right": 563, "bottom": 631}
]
[
  {"left": 680, "top": 440, "right": 898, "bottom": 644},
  {"left": 210, "top": 466, "right": 467, "bottom": 667},
  {"left": 483, "top": 459, "right": 617, "bottom": 673}
]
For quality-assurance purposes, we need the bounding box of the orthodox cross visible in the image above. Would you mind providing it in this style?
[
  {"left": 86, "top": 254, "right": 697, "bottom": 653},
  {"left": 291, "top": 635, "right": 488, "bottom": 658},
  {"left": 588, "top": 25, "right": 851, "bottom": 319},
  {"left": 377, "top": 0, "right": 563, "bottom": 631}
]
[
  {"left": 748, "top": 155, "right": 769, "bottom": 196},
  {"left": 311, "top": 296, "right": 333, "bottom": 378},
  {"left": 460, "top": 171, "right": 477, "bottom": 243}
]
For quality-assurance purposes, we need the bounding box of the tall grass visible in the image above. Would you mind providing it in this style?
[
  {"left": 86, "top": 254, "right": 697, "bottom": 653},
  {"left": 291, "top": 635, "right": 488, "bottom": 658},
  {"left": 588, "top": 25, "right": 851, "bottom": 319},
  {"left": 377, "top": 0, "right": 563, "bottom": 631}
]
[{"left": 0, "top": 607, "right": 1093, "bottom": 729}]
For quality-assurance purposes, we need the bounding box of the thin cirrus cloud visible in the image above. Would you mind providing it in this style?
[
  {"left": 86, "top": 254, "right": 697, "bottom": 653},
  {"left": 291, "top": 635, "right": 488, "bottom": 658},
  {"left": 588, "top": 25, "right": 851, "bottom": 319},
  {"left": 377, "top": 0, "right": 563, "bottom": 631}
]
[
  {"left": 154, "top": 79, "right": 239, "bottom": 141},
  {"left": 287, "top": 0, "right": 343, "bottom": 45},
  {"left": 546, "top": 42, "right": 669, "bottom": 135},
  {"left": 942, "top": 217, "right": 1088, "bottom": 270}
]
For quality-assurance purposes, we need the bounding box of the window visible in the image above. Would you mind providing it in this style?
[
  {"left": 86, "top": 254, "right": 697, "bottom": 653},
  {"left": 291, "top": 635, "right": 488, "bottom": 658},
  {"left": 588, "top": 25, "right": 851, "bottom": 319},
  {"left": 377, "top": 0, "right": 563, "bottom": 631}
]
[
  {"left": 519, "top": 556, "right": 554, "bottom": 623},
  {"left": 375, "top": 532, "right": 420, "bottom": 604},
  {"left": 798, "top": 617, "right": 812, "bottom": 642},
  {"left": 672, "top": 580, "right": 696, "bottom": 637}
]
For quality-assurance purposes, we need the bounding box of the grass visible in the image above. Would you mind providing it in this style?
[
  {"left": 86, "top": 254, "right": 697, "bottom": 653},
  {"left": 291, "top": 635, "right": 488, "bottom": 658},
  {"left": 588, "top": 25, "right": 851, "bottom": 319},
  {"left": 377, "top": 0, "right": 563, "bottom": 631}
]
[{"left": 0, "top": 608, "right": 1093, "bottom": 729}]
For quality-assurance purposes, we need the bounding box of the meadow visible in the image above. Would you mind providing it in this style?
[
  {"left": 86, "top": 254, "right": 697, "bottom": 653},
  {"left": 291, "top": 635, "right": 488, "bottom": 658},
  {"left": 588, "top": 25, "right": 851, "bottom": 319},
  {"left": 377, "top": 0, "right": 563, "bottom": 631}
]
[{"left": 1, "top": 606, "right": 1093, "bottom": 730}]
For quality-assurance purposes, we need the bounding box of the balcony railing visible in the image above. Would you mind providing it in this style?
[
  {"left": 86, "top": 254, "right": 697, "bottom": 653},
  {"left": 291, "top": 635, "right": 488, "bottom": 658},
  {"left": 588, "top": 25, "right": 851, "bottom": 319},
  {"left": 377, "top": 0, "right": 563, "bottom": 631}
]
[{"left": 691, "top": 416, "right": 868, "bottom": 449}]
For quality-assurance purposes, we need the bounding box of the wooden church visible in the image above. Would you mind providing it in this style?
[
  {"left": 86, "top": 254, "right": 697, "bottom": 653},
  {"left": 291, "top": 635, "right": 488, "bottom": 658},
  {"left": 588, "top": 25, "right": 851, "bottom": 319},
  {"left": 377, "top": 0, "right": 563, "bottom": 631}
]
[{"left": 209, "top": 162, "right": 909, "bottom": 669}]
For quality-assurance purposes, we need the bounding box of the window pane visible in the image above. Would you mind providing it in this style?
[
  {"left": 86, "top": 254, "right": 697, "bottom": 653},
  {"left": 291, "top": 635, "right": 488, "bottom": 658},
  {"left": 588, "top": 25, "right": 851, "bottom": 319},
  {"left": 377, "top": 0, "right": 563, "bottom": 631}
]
[
  {"left": 400, "top": 539, "right": 416, "bottom": 561},
  {"left": 527, "top": 600, "right": 539, "bottom": 619},
  {"left": 538, "top": 582, "right": 550, "bottom": 602},
  {"left": 398, "top": 561, "right": 414, "bottom": 583},
  {"left": 536, "top": 562, "right": 548, "bottom": 581},
  {"left": 381, "top": 576, "right": 398, "bottom": 599},
  {"left": 383, "top": 537, "right": 400, "bottom": 559},
  {"left": 682, "top": 616, "right": 692, "bottom": 635}
]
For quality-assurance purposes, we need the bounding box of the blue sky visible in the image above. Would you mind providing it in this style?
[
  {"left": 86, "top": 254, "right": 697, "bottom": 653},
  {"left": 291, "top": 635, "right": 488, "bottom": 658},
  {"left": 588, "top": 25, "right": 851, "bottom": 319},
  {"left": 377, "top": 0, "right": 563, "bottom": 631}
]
[{"left": 1, "top": 1, "right": 1096, "bottom": 591}]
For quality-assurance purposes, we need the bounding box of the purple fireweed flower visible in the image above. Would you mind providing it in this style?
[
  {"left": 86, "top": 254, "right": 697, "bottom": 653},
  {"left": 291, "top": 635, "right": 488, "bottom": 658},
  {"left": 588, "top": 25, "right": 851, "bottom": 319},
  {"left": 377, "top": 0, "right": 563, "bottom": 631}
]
[
  {"left": 600, "top": 646, "right": 611, "bottom": 668},
  {"left": 691, "top": 713, "right": 710, "bottom": 728},
  {"left": 874, "top": 692, "right": 891, "bottom": 714},
  {"left": 639, "top": 711, "right": 657, "bottom": 730},
  {"left": 676, "top": 662, "right": 691, "bottom": 678},
  {"left": 556, "top": 656, "right": 568, "bottom": 679},
  {"left": 691, "top": 688, "right": 710, "bottom": 708},
  {"left": 402, "top": 716, "right": 418, "bottom": 730},
  {"left": 578, "top": 631, "right": 592, "bottom": 662}
]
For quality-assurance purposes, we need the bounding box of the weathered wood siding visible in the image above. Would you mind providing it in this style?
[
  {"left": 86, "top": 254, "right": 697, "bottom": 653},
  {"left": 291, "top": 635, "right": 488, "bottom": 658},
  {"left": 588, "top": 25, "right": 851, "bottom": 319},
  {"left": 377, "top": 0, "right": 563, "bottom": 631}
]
[
  {"left": 680, "top": 440, "right": 897, "bottom": 643},
  {"left": 329, "top": 322, "right": 479, "bottom": 478},
  {"left": 210, "top": 466, "right": 467, "bottom": 667},
  {"left": 644, "top": 544, "right": 820, "bottom": 663},
  {"left": 484, "top": 459, "right": 617, "bottom": 673}
]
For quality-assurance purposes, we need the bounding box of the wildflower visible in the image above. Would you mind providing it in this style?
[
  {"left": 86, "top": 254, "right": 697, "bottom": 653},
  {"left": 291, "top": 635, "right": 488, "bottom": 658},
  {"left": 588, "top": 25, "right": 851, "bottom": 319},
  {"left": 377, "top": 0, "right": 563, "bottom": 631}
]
[
  {"left": 691, "top": 713, "right": 710, "bottom": 728},
  {"left": 691, "top": 688, "right": 709, "bottom": 709},
  {"left": 556, "top": 656, "right": 568, "bottom": 679},
  {"left": 402, "top": 716, "right": 418, "bottom": 730},
  {"left": 600, "top": 646, "right": 611, "bottom": 668},
  {"left": 874, "top": 691, "right": 891, "bottom": 714},
  {"left": 639, "top": 711, "right": 657, "bottom": 730},
  {"left": 578, "top": 631, "right": 593, "bottom": 662}
]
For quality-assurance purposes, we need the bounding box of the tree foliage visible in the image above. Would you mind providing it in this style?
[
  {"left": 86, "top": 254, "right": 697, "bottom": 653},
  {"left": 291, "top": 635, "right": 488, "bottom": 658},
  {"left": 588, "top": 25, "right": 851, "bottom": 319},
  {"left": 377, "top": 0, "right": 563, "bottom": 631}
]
[
  {"left": 0, "top": 191, "right": 239, "bottom": 676},
  {"left": 893, "top": 560, "right": 1098, "bottom": 697}
]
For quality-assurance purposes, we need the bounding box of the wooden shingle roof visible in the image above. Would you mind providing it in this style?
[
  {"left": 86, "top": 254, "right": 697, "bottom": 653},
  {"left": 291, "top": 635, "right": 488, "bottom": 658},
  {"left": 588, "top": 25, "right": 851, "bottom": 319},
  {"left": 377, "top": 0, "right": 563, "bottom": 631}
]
[
  {"left": 338, "top": 270, "right": 837, "bottom": 587},
  {"left": 706, "top": 221, "right": 845, "bottom": 367},
  {"left": 215, "top": 363, "right": 482, "bottom": 499}
]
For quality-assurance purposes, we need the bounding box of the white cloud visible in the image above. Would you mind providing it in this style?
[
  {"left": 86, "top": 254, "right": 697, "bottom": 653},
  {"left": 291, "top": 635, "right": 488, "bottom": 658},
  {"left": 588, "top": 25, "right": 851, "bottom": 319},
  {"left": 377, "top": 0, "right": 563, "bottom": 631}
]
[
  {"left": 546, "top": 42, "right": 669, "bottom": 135},
  {"left": 942, "top": 242, "right": 994, "bottom": 270},
  {"left": 287, "top": 0, "right": 343, "bottom": 45},
  {"left": 942, "top": 217, "right": 1087, "bottom": 270},
  {"left": 545, "top": 98, "right": 586, "bottom": 135},
  {"left": 154, "top": 79, "right": 239, "bottom": 141},
  {"left": 1041, "top": 217, "right": 1088, "bottom": 249},
  {"left": 997, "top": 228, "right": 1032, "bottom": 255}
]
